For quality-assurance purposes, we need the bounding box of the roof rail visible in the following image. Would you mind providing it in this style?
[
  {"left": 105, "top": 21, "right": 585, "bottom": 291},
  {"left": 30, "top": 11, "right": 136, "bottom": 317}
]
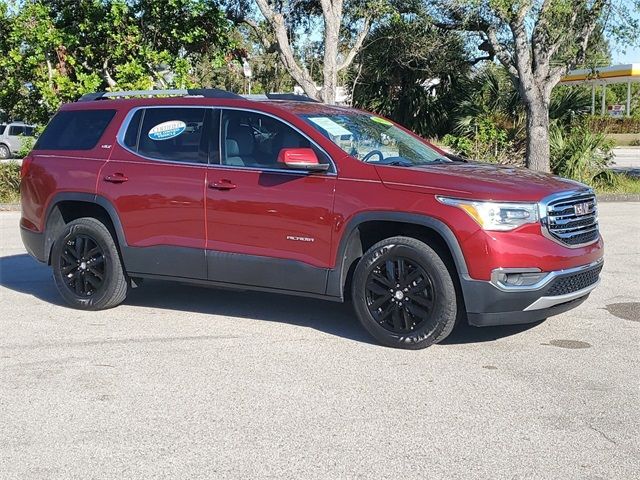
[
  {"left": 77, "top": 88, "right": 243, "bottom": 102},
  {"left": 265, "top": 93, "right": 320, "bottom": 103}
]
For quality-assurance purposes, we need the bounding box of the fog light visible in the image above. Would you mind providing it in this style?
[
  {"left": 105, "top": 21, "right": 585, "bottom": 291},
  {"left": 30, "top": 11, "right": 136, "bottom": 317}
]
[
  {"left": 492, "top": 269, "right": 549, "bottom": 289},
  {"left": 500, "top": 272, "right": 546, "bottom": 286}
]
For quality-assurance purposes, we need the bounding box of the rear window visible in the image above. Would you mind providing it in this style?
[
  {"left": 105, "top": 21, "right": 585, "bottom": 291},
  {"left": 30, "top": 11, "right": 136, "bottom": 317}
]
[
  {"left": 35, "top": 109, "right": 116, "bottom": 150},
  {"left": 0, "top": 125, "right": 6, "bottom": 135}
]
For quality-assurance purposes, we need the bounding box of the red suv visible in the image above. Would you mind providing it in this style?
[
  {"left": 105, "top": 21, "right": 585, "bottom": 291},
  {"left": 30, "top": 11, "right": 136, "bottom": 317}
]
[{"left": 20, "top": 89, "right": 604, "bottom": 349}]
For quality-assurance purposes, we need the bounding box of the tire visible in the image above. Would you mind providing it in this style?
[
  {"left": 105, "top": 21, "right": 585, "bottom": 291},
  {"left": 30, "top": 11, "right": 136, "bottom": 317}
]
[
  {"left": 0, "top": 144, "right": 10, "bottom": 159},
  {"left": 51, "top": 217, "right": 129, "bottom": 310},
  {"left": 351, "top": 236, "right": 458, "bottom": 349}
]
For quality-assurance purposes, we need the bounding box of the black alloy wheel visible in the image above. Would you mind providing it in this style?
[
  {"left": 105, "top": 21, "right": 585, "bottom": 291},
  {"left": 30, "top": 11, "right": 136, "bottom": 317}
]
[
  {"left": 59, "top": 233, "right": 106, "bottom": 297},
  {"left": 352, "top": 236, "right": 458, "bottom": 349},
  {"left": 51, "top": 217, "right": 129, "bottom": 310},
  {"left": 365, "top": 256, "right": 436, "bottom": 334}
]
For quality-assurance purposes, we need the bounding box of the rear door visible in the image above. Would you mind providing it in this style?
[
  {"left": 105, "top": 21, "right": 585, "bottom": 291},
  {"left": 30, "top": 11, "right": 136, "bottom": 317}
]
[
  {"left": 205, "top": 108, "right": 337, "bottom": 294},
  {"left": 99, "top": 106, "right": 212, "bottom": 279}
]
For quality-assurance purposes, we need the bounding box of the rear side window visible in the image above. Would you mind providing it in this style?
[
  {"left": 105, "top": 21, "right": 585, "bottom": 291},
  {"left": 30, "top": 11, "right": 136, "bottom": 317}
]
[
  {"left": 8, "top": 125, "right": 34, "bottom": 136},
  {"left": 124, "top": 108, "right": 210, "bottom": 164},
  {"left": 35, "top": 110, "right": 116, "bottom": 150}
]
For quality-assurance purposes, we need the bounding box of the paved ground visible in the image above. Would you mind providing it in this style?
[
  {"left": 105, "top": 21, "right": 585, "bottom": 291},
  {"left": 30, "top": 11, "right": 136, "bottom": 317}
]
[
  {"left": 612, "top": 147, "right": 640, "bottom": 176},
  {"left": 1, "top": 205, "right": 638, "bottom": 480}
]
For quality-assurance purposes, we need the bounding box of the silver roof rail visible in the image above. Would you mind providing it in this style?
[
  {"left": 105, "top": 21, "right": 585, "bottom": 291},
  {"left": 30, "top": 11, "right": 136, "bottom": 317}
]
[{"left": 77, "top": 88, "right": 243, "bottom": 102}]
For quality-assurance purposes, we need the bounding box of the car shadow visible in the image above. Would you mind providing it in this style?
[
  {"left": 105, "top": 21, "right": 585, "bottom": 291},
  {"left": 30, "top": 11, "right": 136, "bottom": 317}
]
[{"left": 0, "top": 253, "right": 538, "bottom": 346}]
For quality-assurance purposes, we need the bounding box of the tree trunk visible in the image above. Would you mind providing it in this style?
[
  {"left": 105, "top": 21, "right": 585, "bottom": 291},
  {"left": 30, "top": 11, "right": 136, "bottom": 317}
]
[
  {"left": 320, "top": 5, "right": 341, "bottom": 104},
  {"left": 524, "top": 96, "right": 551, "bottom": 172}
]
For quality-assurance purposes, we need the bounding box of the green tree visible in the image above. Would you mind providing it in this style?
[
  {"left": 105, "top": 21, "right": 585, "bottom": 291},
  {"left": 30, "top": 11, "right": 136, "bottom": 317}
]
[
  {"left": 231, "top": 0, "right": 398, "bottom": 103},
  {"left": 0, "top": 0, "right": 234, "bottom": 124},
  {"left": 430, "top": 0, "right": 640, "bottom": 172},
  {"left": 351, "top": 12, "right": 470, "bottom": 138}
]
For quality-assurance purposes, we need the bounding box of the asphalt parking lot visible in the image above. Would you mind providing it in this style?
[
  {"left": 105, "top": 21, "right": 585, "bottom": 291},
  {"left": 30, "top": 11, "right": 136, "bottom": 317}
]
[{"left": 1, "top": 204, "right": 638, "bottom": 480}]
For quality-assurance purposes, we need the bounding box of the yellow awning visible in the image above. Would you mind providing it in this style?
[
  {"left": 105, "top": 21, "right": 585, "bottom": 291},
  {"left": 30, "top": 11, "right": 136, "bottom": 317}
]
[{"left": 560, "top": 64, "right": 640, "bottom": 85}]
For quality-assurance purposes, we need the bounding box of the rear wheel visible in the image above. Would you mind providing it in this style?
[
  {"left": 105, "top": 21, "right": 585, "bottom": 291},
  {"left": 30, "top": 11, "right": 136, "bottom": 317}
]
[
  {"left": 352, "top": 236, "right": 458, "bottom": 349},
  {"left": 0, "top": 144, "right": 10, "bottom": 159},
  {"left": 51, "top": 217, "right": 128, "bottom": 310}
]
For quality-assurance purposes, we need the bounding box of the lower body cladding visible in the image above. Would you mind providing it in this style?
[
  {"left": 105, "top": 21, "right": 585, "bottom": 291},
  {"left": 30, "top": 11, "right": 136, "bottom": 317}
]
[
  {"left": 21, "top": 223, "right": 604, "bottom": 328},
  {"left": 461, "top": 259, "right": 604, "bottom": 326}
]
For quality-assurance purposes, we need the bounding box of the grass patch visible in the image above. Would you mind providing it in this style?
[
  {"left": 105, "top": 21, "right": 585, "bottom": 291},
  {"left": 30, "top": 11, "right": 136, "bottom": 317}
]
[
  {"left": 0, "top": 162, "right": 21, "bottom": 203},
  {"left": 594, "top": 173, "right": 640, "bottom": 194}
]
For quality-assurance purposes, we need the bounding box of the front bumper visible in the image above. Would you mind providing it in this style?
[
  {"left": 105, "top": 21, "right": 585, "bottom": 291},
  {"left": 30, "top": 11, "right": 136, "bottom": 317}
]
[{"left": 461, "top": 259, "right": 603, "bottom": 326}]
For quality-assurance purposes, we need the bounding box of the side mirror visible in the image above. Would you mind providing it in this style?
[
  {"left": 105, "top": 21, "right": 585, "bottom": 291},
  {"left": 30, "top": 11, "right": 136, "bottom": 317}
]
[{"left": 277, "top": 148, "right": 329, "bottom": 172}]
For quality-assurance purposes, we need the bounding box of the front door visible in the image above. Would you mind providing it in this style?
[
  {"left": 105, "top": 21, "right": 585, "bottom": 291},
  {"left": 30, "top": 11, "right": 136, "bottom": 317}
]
[{"left": 205, "top": 108, "right": 337, "bottom": 294}]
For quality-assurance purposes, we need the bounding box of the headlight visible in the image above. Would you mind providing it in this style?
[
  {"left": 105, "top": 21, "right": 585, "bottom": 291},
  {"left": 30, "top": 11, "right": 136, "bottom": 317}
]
[{"left": 436, "top": 196, "right": 539, "bottom": 231}]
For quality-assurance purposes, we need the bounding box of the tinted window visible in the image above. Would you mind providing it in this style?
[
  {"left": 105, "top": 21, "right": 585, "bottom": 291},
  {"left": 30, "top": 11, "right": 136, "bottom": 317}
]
[
  {"left": 221, "top": 109, "right": 328, "bottom": 169},
  {"left": 123, "top": 110, "right": 143, "bottom": 150},
  {"left": 135, "top": 108, "right": 209, "bottom": 163},
  {"left": 0, "top": 125, "right": 5, "bottom": 135},
  {"left": 35, "top": 110, "right": 116, "bottom": 150},
  {"left": 9, "top": 125, "right": 34, "bottom": 136}
]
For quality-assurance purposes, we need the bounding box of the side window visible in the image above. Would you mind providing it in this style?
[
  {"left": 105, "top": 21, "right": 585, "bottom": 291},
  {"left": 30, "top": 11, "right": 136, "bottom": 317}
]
[
  {"left": 9, "top": 125, "right": 25, "bottom": 136},
  {"left": 220, "top": 109, "right": 328, "bottom": 169},
  {"left": 123, "top": 110, "right": 143, "bottom": 150},
  {"left": 135, "top": 108, "right": 209, "bottom": 164},
  {"left": 35, "top": 110, "right": 116, "bottom": 150}
]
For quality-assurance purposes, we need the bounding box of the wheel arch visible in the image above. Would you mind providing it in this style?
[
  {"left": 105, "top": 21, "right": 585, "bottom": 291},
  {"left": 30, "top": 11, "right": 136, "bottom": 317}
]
[
  {"left": 43, "top": 193, "right": 127, "bottom": 264},
  {"left": 326, "top": 212, "right": 469, "bottom": 300}
]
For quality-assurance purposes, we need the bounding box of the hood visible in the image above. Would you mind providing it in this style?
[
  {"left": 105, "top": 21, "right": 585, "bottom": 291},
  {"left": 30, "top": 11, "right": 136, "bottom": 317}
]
[{"left": 375, "top": 162, "right": 587, "bottom": 202}]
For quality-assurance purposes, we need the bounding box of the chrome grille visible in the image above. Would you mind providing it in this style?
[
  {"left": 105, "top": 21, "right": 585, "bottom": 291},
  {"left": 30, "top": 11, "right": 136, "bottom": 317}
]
[{"left": 544, "top": 192, "right": 599, "bottom": 247}]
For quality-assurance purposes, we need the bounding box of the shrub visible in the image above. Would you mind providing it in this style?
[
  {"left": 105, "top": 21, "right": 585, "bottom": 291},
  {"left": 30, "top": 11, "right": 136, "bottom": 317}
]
[
  {"left": 586, "top": 116, "right": 640, "bottom": 134},
  {"left": 0, "top": 161, "right": 21, "bottom": 203},
  {"left": 550, "top": 124, "right": 617, "bottom": 187}
]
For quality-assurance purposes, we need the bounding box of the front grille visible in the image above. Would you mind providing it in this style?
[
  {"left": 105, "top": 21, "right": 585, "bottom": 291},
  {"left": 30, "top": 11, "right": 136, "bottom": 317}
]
[
  {"left": 544, "top": 192, "right": 599, "bottom": 246},
  {"left": 546, "top": 263, "right": 603, "bottom": 296}
]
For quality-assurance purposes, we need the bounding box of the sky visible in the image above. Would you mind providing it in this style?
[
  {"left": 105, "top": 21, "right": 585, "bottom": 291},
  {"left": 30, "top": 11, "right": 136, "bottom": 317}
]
[{"left": 612, "top": 46, "right": 640, "bottom": 64}]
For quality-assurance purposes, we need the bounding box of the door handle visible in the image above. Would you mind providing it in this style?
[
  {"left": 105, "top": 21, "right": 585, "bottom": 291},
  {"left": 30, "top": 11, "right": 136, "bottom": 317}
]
[
  {"left": 103, "top": 173, "right": 129, "bottom": 184},
  {"left": 209, "top": 179, "right": 237, "bottom": 190}
]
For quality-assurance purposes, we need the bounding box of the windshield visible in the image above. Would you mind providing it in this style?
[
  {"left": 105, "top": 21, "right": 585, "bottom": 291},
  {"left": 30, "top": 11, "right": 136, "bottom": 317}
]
[{"left": 300, "top": 113, "right": 446, "bottom": 166}]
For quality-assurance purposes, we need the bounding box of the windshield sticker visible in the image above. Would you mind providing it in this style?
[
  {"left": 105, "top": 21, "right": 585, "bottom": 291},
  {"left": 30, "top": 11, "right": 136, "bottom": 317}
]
[
  {"left": 148, "top": 120, "right": 186, "bottom": 141},
  {"left": 370, "top": 116, "right": 393, "bottom": 126},
  {"left": 308, "top": 117, "right": 352, "bottom": 137}
]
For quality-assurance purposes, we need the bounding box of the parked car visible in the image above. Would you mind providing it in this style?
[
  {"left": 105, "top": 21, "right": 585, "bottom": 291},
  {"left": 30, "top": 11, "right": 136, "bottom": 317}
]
[
  {"left": 19, "top": 89, "right": 603, "bottom": 349},
  {"left": 0, "top": 121, "right": 36, "bottom": 159}
]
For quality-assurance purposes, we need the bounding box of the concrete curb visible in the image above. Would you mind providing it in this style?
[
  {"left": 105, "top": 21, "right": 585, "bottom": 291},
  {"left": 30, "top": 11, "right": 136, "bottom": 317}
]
[
  {"left": 0, "top": 204, "right": 20, "bottom": 211},
  {"left": 597, "top": 194, "right": 640, "bottom": 202}
]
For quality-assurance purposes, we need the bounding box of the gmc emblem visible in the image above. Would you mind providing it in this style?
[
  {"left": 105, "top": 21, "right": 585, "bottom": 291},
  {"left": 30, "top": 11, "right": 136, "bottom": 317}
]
[{"left": 574, "top": 202, "right": 591, "bottom": 216}]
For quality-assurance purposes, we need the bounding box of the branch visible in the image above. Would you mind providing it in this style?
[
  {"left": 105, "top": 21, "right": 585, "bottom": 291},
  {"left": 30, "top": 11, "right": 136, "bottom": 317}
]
[
  {"left": 102, "top": 59, "right": 117, "bottom": 88},
  {"left": 508, "top": 13, "right": 533, "bottom": 86},
  {"left": 239, "top": 17, "right": 275, "bottom": 52},
  {"left": 254, "top": 0, "right": 319, "bottom": 98},
  {"left": 547, "top": 0, "right": 607, "bottom": 89},
  {"left": 338, "top": 16, "right": 371, "bottom": 71},
  {"left": 468, "top": 54, "right": 493, "bottom": 65},
  {"left": 483, "top": 27, "right": 518, "bottom": 79}
]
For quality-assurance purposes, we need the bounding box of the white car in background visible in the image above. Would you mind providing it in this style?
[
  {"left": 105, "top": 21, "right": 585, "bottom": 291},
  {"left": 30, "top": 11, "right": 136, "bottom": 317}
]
[{"left": 0, "top": 122, "right": 36, "bottom": 159}]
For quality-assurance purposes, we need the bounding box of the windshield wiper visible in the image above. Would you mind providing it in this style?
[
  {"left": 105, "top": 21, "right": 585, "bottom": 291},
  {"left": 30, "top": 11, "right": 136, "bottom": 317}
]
[{"left": 386, "top": 160, "right": 413, "bottom": 167}]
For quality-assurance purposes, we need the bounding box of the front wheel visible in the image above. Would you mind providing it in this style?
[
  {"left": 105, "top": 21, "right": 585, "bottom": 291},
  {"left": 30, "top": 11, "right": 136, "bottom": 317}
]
[
  {"left": 51, "top": 217, "right": 129, "bottom": 310},
  {"left": 352, "top": 236, "right": 458, "bottom": 349}
]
